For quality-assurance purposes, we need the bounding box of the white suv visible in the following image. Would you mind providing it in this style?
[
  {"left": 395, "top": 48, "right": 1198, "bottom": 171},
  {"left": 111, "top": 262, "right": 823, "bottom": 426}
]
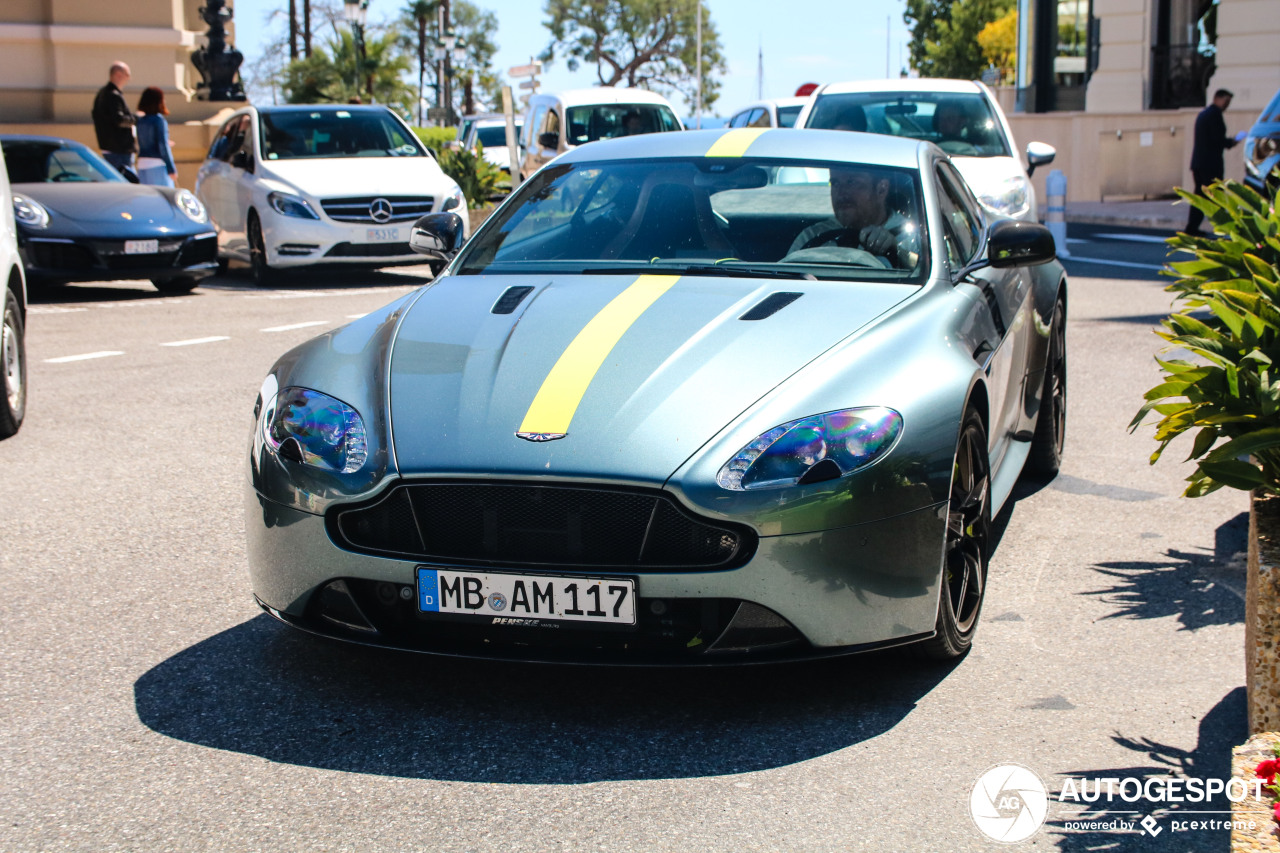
[
  {"left": 195, "top": 105, "right": 468, "bottom": 284},
  {"left": 796, "top": 79, "right": 1056, "bottom": 221},
  {"left": 0, "top": 140, "right": 27, "bottom": 438}
]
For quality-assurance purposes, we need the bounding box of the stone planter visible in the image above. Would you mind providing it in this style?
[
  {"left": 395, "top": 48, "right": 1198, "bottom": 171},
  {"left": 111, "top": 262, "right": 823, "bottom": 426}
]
[
  {"left": 1248, "top": 491, "right": 1280, "bottom": 733},
  {"left": 468, "top": 206, "right": 497, "bottom": 234},
  {"left": 1231, "top": 733, "right": 1280, "bottom": 849}
]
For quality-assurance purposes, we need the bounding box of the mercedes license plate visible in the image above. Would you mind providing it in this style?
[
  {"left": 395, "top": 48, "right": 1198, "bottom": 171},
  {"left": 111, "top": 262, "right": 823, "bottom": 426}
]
[
  {"left": 365, "top": 227, "right": 400, "bottom": 242},
  {"left": 124, "top": 239, "right": 158, "bottom": 254},
  {"left": 417, "top": 568, "right": 636, "bottom": 626}
]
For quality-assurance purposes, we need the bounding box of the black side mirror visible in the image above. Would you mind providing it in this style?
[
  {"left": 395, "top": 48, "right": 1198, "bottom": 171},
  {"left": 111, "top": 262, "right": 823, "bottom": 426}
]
[
  {"left": 231, "top": 150, "right": 251, "bottom": 170},
  {"left": 537, "top": 132, "right": 559, "bottom": 150},
  {"left": 409, "top": 213, "right": 465, "bottom": 261},
  {"left": 987, "top": 220, "right": 1056, "bottom": 268}
]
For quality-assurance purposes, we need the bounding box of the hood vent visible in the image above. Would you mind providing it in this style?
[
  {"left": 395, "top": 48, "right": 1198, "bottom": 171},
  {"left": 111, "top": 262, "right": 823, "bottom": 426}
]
[
  {"left": 740, "top": 291, "right": 802, "bottom": 321},
  {"left": 491, "top": 285, "right": 535, "bottom": 315}
]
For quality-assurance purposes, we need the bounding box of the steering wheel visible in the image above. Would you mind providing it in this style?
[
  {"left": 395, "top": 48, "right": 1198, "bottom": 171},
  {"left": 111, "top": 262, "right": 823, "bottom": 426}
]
[{"left": 49, "top": 170, "right": 83, "bottom": 182}]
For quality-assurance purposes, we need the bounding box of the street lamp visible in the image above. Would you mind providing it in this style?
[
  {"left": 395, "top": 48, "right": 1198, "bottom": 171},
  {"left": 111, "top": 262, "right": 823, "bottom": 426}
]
[
  {"left": 342, "top": 0, "right": 369, "bottom": 99},
  {"left": 433, "top": 28, "right": 467, "bottom": 126}
]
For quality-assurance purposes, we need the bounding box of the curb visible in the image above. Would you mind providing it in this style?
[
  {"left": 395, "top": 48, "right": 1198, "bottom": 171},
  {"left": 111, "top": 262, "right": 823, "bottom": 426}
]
[{"left": 1063, "top": 212, "right": 1183, "bottom": 230}]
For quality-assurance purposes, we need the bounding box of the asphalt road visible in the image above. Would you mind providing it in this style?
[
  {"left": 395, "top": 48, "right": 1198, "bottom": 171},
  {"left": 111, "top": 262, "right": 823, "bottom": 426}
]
[{"left": 0, "top": 241, "right": 1250, "bottom": 852}]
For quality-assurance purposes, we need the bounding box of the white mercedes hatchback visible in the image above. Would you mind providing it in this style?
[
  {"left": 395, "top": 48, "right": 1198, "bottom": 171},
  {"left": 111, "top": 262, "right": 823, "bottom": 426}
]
[
  {"left": 796, "top": 79, "right": 1056, "bottom": 222},
  {"left": 195, "top": 105, "right": 468, "bottom": 283}
]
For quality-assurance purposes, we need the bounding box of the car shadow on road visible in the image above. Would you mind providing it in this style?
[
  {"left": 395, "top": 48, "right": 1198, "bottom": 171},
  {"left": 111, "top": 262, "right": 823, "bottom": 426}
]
[
  {"left": 1046, "top": 687, "right": 1246, "bottom": 852},
  {"left": 134, "top": 615, "right": 952, "bottom": 783}
]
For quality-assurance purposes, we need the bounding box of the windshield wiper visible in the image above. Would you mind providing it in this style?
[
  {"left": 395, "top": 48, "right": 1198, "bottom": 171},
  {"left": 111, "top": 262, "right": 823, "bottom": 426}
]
[{"left": 581, "top": 264, "right": 815, "bottom": 280}]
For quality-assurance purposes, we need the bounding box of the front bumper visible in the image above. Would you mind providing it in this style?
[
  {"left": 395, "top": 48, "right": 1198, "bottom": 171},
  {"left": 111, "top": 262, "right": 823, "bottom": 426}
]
[
  {"left": 246, "top": 485, "right": 947, "bottom": 664},
  {"left": 262, "top": 211, "right": 462, "bottom": 269},
  {"left": 21, "top": 232, "right": 218, "bottom": 283}
]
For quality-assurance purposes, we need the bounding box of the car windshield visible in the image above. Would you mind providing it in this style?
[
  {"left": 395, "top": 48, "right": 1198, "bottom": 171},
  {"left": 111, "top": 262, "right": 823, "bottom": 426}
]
[
  {"left": 475, "top": 124, "right": 517, "bottom": 148},
  {"left": 456, "top": 157, "right": 928, "bottom": 283},
  {"left": 807, "top": 92, "right": 1011, "bottom": 157},
  {"left": 259, "top": 109, "right": 425, "bottom": 159},
  {"left": 776, "top": 105, "right": 803, "bottom": 128},
  {"left": 1262, "top": 90, "right": 1280, "bottom": 123},
  {"left": 1, "top": 140, "right": 125, "bottom": 183},
  {"left": 565, "top": 104, "right": 682, "bottom": 144}
]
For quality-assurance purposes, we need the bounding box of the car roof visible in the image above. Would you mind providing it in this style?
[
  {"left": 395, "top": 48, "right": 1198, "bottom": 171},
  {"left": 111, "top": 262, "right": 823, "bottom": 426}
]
[
  {"left": 0, "top": 134, "right": 85, "bottom": 147},
  {"left": 817, "top": 79, "right": 985, "bottom": 96},
  {"left": 732, "top": 97, "right": 811, "bottom": 113},
  {"left": 557, "top": 127, "right": 928, "bottom": 170},
  {"left": 539, "top": 87, "right": 677, "bottom": 108},
  {"left": 473, "top": 117, "right": 522, "bottom": 127},
  {"left": 255, "top": 104, "right": 397, "bottom": 114}
]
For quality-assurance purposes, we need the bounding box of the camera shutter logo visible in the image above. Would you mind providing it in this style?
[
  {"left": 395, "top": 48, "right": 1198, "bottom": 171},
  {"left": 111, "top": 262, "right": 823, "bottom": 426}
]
[
  {"left": 369, "top": 198, "right": 394, "bottom": 223},
  {"left": 970, "top": 764, "right": 1049, "bottom": 843}
]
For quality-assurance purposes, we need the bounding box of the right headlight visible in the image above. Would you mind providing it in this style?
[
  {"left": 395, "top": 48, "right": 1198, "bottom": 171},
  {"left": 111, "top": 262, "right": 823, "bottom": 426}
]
[
  {"left": 717, "top": 407, "right": 903, "bottom": 491},
  {"left": 12, "top": 194, "right": 49, "bottom": 229},
  {"left": 267, "top": 191, "right": 319, "bottom": 220},
  {"left": 440, "top": 185, "right": 466, "bottom": 212}
]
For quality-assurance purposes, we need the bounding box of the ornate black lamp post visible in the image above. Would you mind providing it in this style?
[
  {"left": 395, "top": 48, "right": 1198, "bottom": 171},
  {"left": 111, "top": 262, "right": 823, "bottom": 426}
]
[
  {"left": 191, "top": 0, "right": 246, "bottom": 101},
  {"left": 343, "top": 0, "right": 370, "bottom": 99}
]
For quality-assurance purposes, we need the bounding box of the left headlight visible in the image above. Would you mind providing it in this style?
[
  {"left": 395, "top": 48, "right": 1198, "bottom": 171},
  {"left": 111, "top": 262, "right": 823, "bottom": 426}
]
[
  {"left": 978, "top": 175, "right": 1031, "bottom": 219},
  {"left": 175, "top": 189, "right": 207, "bottom": 223},
  {"left": 12, "top": 194, "right": 50, "bottom": 229},
  {"left": 440, "top": 185, "right": 466, "bottom": 212},
  {"left": 717, "top": 407, "right": 903, "bottom": 491},
  {"left": 262, "top": 385, "right": 367, "bottom": 474}
]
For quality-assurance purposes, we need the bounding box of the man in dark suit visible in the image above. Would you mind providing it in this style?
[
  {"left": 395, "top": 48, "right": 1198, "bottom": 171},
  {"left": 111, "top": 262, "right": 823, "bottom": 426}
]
[
  {"left": 1184, "top": 88, "right": 1238, "bottom": 235},
  {"left": 91, "top": 61, "right": 139, "bottom": 182}
]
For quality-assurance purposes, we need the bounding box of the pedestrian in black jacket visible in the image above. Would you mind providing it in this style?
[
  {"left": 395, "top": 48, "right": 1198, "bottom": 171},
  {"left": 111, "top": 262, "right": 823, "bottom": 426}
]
[
  {"left": 1184, "top": 88, "right": 1238, "bottom": 235},
  {"left": 91, "top": 61, "right": 139, "bottom": 182}
]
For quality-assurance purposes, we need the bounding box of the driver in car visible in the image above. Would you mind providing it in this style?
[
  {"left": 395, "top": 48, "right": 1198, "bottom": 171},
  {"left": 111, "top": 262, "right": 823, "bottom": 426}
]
[{"left": 787, "top": 166, "right": 918, "bottom": 268}]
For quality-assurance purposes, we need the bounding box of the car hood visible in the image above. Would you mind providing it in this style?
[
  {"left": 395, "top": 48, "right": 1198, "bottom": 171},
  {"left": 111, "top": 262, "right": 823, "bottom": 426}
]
[
  {"left": 259, "top": 156, "right": 452, "bottom": 197},
  {"left": 16, "top": 182, "right": 187, "bottom": 233},
  {"left": 949, "top": 155, "right": 1022, "bottom": 192},
  {"left": 389, "top": 273, "right": 916, "bottom": 483}
]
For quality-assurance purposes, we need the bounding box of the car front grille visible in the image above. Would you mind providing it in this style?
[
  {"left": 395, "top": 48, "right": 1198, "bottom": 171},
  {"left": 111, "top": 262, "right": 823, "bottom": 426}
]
[
  {"left": 325, "top": 242, "right": 414, "bottom": 258},
  {"left": 176, "top": 235, "right": 218, "bottom": 266},
  {"left": 26, "top": 240, "right": 96, "bottom": 270},
  {"left": 329, "top": 482, "right": 755, "bottom": 571},
  {"left": 321, "top": 196, "right": 434, "bottom": 223}
]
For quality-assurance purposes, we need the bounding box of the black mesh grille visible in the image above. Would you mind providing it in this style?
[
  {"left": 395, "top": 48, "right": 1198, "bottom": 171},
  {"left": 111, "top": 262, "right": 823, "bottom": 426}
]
[
  {"left": 325, "top": 242, "right": 414, "bottom": 258},
  {"left": 330, "top": 482, "right": 754, "bottom": 571},
  {"left": 176, "top": 236, "right": 218, "bottom": 266},
  {"left": 26, "top": 241, "right": 96, "bottom": 270}
]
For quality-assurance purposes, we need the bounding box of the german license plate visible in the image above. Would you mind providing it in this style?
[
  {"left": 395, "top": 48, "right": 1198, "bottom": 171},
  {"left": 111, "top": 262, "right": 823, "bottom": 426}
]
[
  {"left": 417, "top": 568, "right": 636, "bottom": 626},
  {"left": 124, "top": 239, "right": 158, "bottom": 254},
  {"left": 365, "top": 227, "right": 400, "bottom": 242}
]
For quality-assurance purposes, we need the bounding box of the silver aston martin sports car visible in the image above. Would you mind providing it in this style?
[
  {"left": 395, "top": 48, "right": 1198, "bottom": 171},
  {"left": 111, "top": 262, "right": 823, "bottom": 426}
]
[{"left": 246, "top": 128, "right": 1067, "bottom": 665}]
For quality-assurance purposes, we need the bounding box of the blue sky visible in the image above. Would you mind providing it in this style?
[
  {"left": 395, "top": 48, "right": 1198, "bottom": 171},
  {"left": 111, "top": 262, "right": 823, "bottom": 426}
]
[{"left": 232, "top": 0, "right": 912, "bottom": 120}]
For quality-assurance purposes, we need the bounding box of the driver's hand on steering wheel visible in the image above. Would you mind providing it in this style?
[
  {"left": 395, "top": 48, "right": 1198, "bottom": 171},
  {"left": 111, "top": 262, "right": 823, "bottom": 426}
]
[{"left": 859, "top": 224, "right": 895, "bottom": 256}]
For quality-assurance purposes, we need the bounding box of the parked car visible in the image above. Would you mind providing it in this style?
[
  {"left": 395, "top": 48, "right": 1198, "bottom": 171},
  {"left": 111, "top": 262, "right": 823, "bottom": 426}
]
[
  {"left": 727, "top": 97, "right": 810, "bottom": 129},
  {"left": 1243, "top": 87, "right": 1280, "bottom": 196},
  {"left": 1, "top": 135, "right": 218, "bottom": 293},
  {"left": 0, "top": 141, "right": 27, "bottom": 438},
  {"left": 246, "top": 127, "right": 1067, "bottom": 665},
  {"left": 520, "top": 87, "right": 684, "bottom": 178},
  {"left": 194, "top": 105, "right": 468, "bottom": 285},
  {"left": 463, "top": 115, "right": 524, "bottom": 175},
  {"left": 796, "top": 79, "right": 1057, "bottom": 221}
]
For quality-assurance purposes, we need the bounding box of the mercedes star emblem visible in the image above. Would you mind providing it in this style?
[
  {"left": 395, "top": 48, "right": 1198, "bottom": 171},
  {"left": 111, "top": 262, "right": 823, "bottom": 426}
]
[{"left": 369, "top": 198, "right": 394, "bottom": 223}]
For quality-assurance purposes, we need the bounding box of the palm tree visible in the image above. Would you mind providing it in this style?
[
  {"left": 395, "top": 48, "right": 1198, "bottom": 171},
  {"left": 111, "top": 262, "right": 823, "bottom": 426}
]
[{"left": 403, "top": 1, "right": 438, "bottom": 125}]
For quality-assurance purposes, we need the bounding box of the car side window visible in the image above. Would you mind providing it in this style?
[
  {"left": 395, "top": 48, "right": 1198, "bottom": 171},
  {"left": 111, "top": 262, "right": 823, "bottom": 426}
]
[
  {"left": 208, "top": 116, "right": 240, "bottom": 161},
  {"left": 543, "top": 109, "right": 561, "bottom": 141},
  {"left": 525, "top": 106, "right": 547, "bottom": 148},
  {"left": 746, "top": 108, "right": 770, "bottom": 128},
  {"left": 729, "top": 111, "right": 749, "bottom": 128},
  {"left": 935, "top": 164, "right": 982, "bottom": 270}
]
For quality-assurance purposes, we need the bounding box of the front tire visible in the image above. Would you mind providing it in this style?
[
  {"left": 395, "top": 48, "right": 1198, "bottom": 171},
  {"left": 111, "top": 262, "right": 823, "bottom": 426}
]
[
  {"left": 918, "top": 408, "right": 990, "bottom": 661},
  {"left": 1027, "top": 299, "right": 1066, "bottom": 478},
  {"left": 1, "top": 286, "right": 27, "bottom": 439},
  {"left": 247, "top": 212, "right": 276, "bottom": 287}
]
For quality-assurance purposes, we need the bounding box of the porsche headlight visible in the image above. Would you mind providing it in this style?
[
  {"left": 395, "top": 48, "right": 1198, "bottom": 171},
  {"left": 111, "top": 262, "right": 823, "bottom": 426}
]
[
  {"left": 12, "top": 194, "right": 49, "bottom": 229},
  {"left": 978, "top": 175, "right": 1031, "bottom": 219},
  {"left": 263, "top": 386, "right": 367, "bottom": 474},
  {"left": 175, "top": 189, "right": 207, "bottom": 223},
  {"left": 717, "top": 407, "right": 903, "bottom": 491},
  {"left": 440, "top": 185, "right": 466, "bottom": 212},
  {"left": 268, "top": 191, "right": 320, "bottom": 220}
]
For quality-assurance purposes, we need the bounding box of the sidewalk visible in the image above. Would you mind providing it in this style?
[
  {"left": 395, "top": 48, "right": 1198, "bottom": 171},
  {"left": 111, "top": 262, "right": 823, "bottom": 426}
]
[{"left": 1063, "top": 199, "right": 1185, "bottom": 230}]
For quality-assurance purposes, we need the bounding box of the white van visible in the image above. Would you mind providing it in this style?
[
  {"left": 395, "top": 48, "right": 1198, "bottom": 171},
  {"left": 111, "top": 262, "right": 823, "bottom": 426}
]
[{"left": 519, "top": 87, "right": 684, "bottom": 178}]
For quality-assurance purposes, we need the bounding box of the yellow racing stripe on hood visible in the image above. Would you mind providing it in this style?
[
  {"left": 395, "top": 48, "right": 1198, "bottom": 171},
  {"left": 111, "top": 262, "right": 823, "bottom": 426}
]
[
  {"left": 706, "top": 128, "right": 768, "bottom": 158},
  {"left": 518, "top": 275, "right": 680, "bottom": 436}
]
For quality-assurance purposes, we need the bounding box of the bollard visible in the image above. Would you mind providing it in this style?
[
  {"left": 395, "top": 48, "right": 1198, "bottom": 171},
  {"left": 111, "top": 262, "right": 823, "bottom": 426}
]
[{"left": 1044, "top": 169, "right": 1070, "bottom": 258}]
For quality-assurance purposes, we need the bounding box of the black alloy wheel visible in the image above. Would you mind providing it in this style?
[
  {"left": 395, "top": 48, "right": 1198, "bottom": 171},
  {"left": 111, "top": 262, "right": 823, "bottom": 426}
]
[
  {"left": 151, "top": 276, "right": 201, "bottom": 294},
  {"left": 0, "top": 285, "right": 27, "bottom": 439},
  {"left": 247, "top": 212, "right": 276, "bottom": 286},
  {"left": 919, "top": 408, "right": 990, "bottom": 660},
  {"left": 1027, "top": 299, "right": 1067, "bottom": 477}
]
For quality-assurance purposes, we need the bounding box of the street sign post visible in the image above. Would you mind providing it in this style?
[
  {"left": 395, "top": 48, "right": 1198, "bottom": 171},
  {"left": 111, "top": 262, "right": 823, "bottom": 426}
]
[{"left": 507, "top": 61, "right": 542, "bottom": 78}]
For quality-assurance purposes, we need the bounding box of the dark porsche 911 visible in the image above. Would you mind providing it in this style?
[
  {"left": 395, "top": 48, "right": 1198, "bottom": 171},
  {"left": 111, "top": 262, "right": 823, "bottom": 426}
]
[{"left": 1, "top": 135, "right": 218, "bottom": 293}]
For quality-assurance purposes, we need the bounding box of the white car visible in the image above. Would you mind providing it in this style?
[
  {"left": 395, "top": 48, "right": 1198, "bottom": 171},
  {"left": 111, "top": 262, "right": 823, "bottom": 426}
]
[
  {"left": 727, "top": 97, "right": 810, "bottom": 129},
  {"left": 463, "top": 116, "right": 524, "bottom": 174},
  {"left": 520, "top": 88, "right": 684, "bottom": 179},
  {"left": 796, "top": 79, "right": 1056, "bottom": 221},
  {"left": 195, "top": 105, "right": 468, "bottom": 284},
  {"left": 0, "top": 140, "right": 27, "bottom": 438}
]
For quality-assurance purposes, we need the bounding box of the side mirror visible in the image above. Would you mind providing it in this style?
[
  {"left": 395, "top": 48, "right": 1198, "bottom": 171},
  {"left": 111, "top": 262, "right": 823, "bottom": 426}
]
[
  {"left": 987, "top": 220, "right": 1056, "bottom": 268},
  {"left": 409, "top": 213, "right": 465, "bottom": 261},
  {"left": 231, "top": 149, "right": 252, "bottom": 171},
  {"left": 1025, "top": 141, "right": 1056, "bottom": 177},
  {"left": 538, "top": 132, "right": 559, "bottom": 150}
]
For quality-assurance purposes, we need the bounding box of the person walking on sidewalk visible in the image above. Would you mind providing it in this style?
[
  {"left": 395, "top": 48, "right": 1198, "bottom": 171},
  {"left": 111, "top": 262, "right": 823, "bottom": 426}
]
[
  {"left": 92, "top": 61, "right": 139, "bottom": 182},
  {"left": 1184, "top": 88, "right": 1238, "bottom": 235},
  {"left": 135, "top": 87, "right": 178, "bottom": 187}
]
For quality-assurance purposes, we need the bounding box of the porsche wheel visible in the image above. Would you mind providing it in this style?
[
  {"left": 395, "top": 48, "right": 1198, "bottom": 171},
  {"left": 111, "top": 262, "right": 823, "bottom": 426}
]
[
  {"left": 1, "top": 286, "right": 27, "bottom": 439},
  {"left": 247, "top": 213, "right": 276, "bottom": 287},
  {"left": 919, "top": 409, "right": 989, "bottom": 661},
  {"left": 1027, "top": 299, "right": 1066, "bottom": 478}
]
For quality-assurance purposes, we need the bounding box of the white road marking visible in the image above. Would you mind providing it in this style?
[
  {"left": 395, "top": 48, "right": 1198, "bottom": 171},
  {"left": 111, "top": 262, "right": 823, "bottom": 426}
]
[
  {"left": 161, "top": 336, "right": 231, "bottom": 347},
  {"left": 1092, "top": 232, "right": 1176, "bottom": 244},
  {"left": 45, "top": 351, "right": 125, "bottom": 363},
  {"left": 260, "top": 320, "right": 330, "bottom": 332},
  {"left": 27, "top": 306, "right": 89, "bottom": 315},
  {"left": 1063, "top": 256, "right": 1167, "bottom": 271}
]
